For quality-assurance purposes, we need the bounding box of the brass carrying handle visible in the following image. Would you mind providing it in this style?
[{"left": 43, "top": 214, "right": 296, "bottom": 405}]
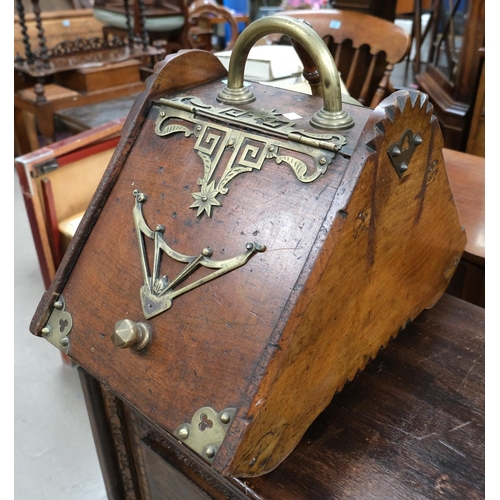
[{"left": 216, "top": 15, "right": 354, "bottom": 130}]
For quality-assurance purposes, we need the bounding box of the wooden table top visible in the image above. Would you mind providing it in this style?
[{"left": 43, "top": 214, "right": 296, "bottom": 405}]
[
  {"left": 240, "top": 293, "right": 485, "bottom": 499},
  {"left": 443, "top": 148, "right": 485, "bottom": 263}
]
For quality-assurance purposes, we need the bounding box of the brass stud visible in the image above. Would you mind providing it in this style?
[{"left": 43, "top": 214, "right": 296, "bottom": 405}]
[
  {"left": 319, "top": 157, "right": 327, "bottom": 165},
  {"left": 41, "top": 326, "right": 51, "bottom": 336},
  {"left": 54, "top": 301, "right": 63, "bottom": 310},
  {"left": 178, "top": 427, "right": 189, "bottom": 439},
  {"left": 60, "top": 337, "right": 69, "bottom": 347},
  {"left": 220, "top": 411, "right": 231, "bottom": 424},
  {"left": 204, "top": 445, "right": 216, "bottom": 458}
]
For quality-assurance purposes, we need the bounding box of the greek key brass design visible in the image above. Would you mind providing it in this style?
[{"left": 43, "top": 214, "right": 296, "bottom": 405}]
[
  {"left": 154, "top": 96, "right": 346, "bottom": 217},
  {"left": 388, "top": 129, "right": 423, "bottom": 178},
  {"left": 133, "top": 191, "right": 265, "bottom": 319},
  {"left": 40, "top": 295, "right": 73, "bottom": 354},
  {"left": 174, "top": 407, "right": 236, "bottom": 464}
]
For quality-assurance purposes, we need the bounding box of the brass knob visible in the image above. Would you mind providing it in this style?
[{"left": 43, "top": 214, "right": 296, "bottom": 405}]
[{"left": 112, "top": 319, "right": 151, "bottom": 351}]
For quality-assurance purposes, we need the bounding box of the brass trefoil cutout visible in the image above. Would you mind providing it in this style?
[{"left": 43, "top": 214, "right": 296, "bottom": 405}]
[
  {"left": 154, "top": 96, "right": 347, "bottom": 217},
  {"left": 174, "top": 407, "right": 236, "bottom": 464},
  {"left": 40, "top": 295, "right": 73, "bottom": 354},
  {"left": 133, "top": 191, "right": 265, "bottom": 319},
  {"left": 388, "top": 129, "right": 423, "bottom": 178}
]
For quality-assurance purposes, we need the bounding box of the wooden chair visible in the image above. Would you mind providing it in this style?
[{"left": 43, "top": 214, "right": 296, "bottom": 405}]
[
  {"left": 93, "top": 0, "right": 191, "bottom": 55},
  {"left": 267, "top": 9, "right": 411, "bottom": 108},
  {"left": 187, "top": 0, "right": 240, "bottom": 51}
]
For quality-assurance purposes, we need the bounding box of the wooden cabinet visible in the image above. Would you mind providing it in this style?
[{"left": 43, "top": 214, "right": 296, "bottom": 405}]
[{"left": 415, "top": 0, "right": 485, "bottom": 151}]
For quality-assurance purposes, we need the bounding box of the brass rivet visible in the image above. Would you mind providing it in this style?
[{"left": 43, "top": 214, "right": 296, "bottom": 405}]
[
  {"left": 202, "top": 196, "right": 208, "bottom": 202},
  {"left": 319, "top": 157, "right": 327, "bottom": 165},
  {"left": 60, "top": 337, "right": 69, "bottom": 347},
  {"left": 205, "top": 445, "right": 216, "bottom": 458},
  {"left": 54, "top": 301, "right": 63, "bottom": 310},
  {"left": 391, "top": 146, "right": 401, "bottom": 157},
  {"left": 178, "top": 427, "right": 189, "bottom": 439},
  {"left": 41, "top": 326, "right": 51, "bottom": 336},
  {"left": 220, "top": 411, "right": 231, "bottom": 424},
  {"left": 160, "top": 111, "right": 165, "bottom": 117},
  {"left": 414, "top": 134, "right": 423, "bottom": 145}
]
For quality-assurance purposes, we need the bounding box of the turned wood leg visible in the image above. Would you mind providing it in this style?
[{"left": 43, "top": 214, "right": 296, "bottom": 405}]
[{"left": 35, "top": 102, "right": 57, "bottom": 147}]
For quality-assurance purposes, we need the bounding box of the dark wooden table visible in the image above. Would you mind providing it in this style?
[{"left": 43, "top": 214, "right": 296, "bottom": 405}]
[{"left": 242, "top": 293, "right": 484, "bottom": 499}]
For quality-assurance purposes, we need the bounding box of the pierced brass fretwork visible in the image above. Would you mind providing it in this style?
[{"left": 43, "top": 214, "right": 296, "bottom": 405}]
[
  {"left": 154, "top": 96, "right": 346, "bottom": 217},
  {"left": 133, "top": 191, "right": 265, "bottom": 319}
]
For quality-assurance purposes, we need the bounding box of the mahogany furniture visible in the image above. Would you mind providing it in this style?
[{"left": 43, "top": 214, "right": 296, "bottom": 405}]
[
  {"left": 415, "top": 0, "right": 485, "bottom": 151},
  {"left": 443, "top": 148, "right": 485, "bottom": 308},
  {"left": 25, "top": 13, "right": 482, "bottom": 498},
  {"left": 267, "top": 9, "right": 411, "bottom": 108},
  {"left": 29, "top": 11, "right": 467, "bottom": 475}
]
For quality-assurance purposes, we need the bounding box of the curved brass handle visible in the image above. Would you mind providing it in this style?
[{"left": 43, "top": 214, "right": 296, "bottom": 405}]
[{"left": 216, "top": 15, "right": 354, "bottom": 130}]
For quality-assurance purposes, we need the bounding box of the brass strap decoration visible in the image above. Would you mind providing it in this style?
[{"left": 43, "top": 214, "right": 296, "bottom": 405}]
[
  {"left": 154, "top": 96, "right": 346, "bottom": 217},
  {"left": 133, "top": 191, "right": 265, "bottom": 319}
]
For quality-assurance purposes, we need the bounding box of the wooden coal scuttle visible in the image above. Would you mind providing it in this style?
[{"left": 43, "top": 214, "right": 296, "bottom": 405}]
[{"left": 30, "top": 15, "right": 466, "bottom": 482}]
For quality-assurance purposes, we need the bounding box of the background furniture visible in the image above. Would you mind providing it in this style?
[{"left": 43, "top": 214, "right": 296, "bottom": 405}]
[
  {"left": 267, "top": 9, "right": 411, "bottom": 108},
  {"left": 14, "top": 119, "right": 125, "bottom": 290},
  {"left": 395, "top": 0, "right": 435, "bottom": 72},
  {"left": 444, "top": 148, "right": 485, "bottom": 307},
  {"left": 93, "top": 0, "right": 191, "bottom": 55},
  {"left": 415, "top": 0, "right": 485, "bottom": 152},
  {"left": 330, "top": 0, "right": 398, "bottom": 21},
  {"left": 14, "top": 1, "right": 165, "bottom": 155},
  {"left": 187, "top": 0, "right": 242, "bottom": 51}
]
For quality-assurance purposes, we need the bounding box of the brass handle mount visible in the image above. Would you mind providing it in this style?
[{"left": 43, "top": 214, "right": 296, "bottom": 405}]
[{"left": 216, "top": 15, "right": 354, "bottom": 130}]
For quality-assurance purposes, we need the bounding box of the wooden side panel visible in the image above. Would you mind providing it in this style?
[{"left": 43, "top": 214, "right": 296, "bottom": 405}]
[{"left": 223, "top": 90, "right": 466, "bottom": 477}]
